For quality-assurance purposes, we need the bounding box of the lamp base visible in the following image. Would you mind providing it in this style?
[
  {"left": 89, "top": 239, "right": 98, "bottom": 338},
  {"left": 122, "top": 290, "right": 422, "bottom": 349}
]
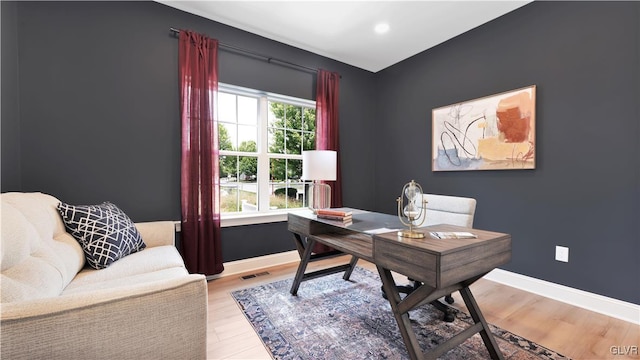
[
  {"left": 308, "top": 181, "right": 331, "bottom": 212},
  {"left": 397, "top": 230, "right": 426, "bottom": 239}
]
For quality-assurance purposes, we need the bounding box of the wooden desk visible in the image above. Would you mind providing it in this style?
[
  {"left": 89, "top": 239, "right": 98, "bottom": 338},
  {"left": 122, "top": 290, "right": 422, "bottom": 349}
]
[
  {"left": 288, "top": 209, "right": 399, "bottom": 295},
  {"left": 288, "top": 208, "right": 512, "bottom": 360}
]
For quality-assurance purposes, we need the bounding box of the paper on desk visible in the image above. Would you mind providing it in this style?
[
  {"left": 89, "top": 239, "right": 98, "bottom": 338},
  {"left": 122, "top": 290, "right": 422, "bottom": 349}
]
[
  {"left": 430, "top": 231, "right": 477, "bottom": 239},
  {"left": 364, "top": 227, "right": 400, "bottom": 234}
]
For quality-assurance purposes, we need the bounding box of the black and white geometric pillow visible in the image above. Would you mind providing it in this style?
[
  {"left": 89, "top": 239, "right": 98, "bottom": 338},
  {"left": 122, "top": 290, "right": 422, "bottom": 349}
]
[{"left": 57, "top": 202, "right": 146, "bottom": 269}]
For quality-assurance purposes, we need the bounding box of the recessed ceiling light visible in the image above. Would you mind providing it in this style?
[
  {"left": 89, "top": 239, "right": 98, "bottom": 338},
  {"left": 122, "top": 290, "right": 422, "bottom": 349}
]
[{"left": 374, "top": 23, "right": 390, "bottom": 34}]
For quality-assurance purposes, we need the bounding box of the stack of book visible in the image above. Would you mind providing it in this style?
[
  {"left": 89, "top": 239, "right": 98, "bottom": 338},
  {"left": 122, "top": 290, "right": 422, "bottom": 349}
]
[{"left": 316, "top": 209, "right": 353, "bottom": 224}]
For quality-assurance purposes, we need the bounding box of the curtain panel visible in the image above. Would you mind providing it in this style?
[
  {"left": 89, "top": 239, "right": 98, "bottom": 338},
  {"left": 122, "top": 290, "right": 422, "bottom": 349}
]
[
  {"left": 316, "top": 69, "right": 343, "bottom": 207},
  {"left": 314, "top": 69, "right": 342, "bottom": 254},
  {"left": 178, "top": 30, "right": 224, "bottom": 276}
]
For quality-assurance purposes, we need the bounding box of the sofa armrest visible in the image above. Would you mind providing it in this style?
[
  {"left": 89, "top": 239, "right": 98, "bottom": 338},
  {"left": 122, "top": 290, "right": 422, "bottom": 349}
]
[
  {"left": 1, "top": 274, "right": 207, "bottom": 360},
  {"left": 135, "top": 221, "right": 176, "bottom": 248}
]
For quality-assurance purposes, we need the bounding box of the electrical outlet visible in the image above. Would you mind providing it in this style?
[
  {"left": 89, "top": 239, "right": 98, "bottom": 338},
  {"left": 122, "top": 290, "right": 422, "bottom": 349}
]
[{"left": 555, "top": 246, "right": 569, "bottom": 262}]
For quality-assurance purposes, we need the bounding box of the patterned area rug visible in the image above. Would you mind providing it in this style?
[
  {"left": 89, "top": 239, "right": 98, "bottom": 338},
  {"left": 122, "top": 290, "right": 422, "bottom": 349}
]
[{"left": 231, "top": 267, "right": 569, "bottom": 360}]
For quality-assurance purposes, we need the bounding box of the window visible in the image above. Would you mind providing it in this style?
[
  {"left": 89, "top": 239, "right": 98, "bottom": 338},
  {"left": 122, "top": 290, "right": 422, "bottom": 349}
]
[{"left": 218, "top": 84, "right": 316, "bottom": 219}]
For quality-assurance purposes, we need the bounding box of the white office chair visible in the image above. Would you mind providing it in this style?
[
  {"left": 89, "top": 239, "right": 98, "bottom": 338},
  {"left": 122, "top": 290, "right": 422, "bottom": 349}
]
[
  {"left": 415, "top": 193, "right": 476, "bottom": 229},
  {"left": 392, "top": 193, "right": 477, "bottom": 322}
]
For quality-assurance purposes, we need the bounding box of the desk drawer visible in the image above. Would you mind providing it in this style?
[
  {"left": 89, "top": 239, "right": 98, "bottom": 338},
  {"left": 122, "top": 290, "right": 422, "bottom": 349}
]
[
  {"left": 439, "top": 238, "right": 511, "bottom": 287},
  {"left": 288, "top": 213, "right": 336, "bottom": 235},
  {"left": 374, "top": 238, "right": 438, "bottom": 287},
  {"left": 373, "top": 226, "right": 511, "bottom": 289},
  {"left": 309, "top": 232, "right": 374, "bottom": 262}
]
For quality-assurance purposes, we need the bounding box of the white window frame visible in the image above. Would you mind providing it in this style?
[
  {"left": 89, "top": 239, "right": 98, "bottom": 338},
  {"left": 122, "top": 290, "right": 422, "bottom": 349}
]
[{"left": 218, "top": 83, "right": 315, "bottom": 227}]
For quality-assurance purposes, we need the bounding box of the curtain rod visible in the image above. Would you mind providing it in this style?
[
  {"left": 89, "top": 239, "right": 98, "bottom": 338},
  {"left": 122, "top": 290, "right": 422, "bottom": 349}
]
[{"left": 170, "top": 27, "right": 318, "bottom": 75}]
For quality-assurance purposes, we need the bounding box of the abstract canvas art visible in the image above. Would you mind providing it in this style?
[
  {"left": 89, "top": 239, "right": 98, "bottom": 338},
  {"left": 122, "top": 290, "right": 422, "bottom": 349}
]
[{"left": 432, "top": 85, "right": 536, "bottom": 171}]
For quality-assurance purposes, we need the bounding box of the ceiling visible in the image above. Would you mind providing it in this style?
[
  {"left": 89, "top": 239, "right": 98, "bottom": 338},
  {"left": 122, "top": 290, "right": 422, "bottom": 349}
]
[{"left": 157, "top": 1, "right": 531, "bottom": 73}]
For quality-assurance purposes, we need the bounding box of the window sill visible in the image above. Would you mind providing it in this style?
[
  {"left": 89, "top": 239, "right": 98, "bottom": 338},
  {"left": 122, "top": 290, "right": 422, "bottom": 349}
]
[
  {"left": 172, "top": 209, "right": 309, "bottom": 231},
  {"left": 221, "top": 210, "right": 294, "bottom": 227}
]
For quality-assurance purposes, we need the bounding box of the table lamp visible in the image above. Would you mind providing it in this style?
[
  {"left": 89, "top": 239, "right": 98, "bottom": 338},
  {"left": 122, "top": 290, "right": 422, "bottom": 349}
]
[{"left": 302, "top": 150, "right": 337, "bottom": 212}]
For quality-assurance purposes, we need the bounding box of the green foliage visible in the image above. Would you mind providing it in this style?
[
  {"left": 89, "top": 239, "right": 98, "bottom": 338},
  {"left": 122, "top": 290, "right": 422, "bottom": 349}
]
[
  {"left": 270, "top": 158, "right": 285, "bottom": 181},
  {"left": 274, "top": 187, "right": 298, "bottom": 198},
  {"left": 218, "top": 124, "right": 233, "bottom": 151},
  {"left": 269, "top": 103, "right": 316, "bottom": 180},
  {"left": 218, "top": 126, "right": 258, "bottom": 179},
  {"left": 219, "top": 124, "right": 236, "bottom": 177},
  {"left": 238, "top": 141, "right": 257, "bottom": 178}
]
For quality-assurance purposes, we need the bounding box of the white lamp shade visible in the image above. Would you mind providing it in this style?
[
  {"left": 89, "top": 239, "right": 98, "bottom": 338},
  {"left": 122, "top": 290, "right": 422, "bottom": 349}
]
[{"left": 302, "top": 150, "right": 337, "bottom": 181}]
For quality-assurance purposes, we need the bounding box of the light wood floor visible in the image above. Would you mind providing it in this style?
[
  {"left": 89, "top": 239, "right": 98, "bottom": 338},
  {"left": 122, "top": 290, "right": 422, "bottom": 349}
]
[{"left": 206, "top": 257, "right": 639, "bottom": 360}]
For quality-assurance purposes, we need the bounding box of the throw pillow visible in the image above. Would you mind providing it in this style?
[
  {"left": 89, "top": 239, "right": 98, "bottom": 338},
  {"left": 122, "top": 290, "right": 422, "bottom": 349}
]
[{"left": 57, "top": 201, "right": 146, "bottom": 269}]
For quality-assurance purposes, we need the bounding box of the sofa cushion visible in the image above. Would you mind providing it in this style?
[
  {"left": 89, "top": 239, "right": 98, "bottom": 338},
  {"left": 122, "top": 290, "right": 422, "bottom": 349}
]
[
  {"left": 62, "top": 267, "right": 189, "bottom": 296},
  {"left": 63, "top": 246, "right": 187, "bottom": 292},
  {"left": 58, "top": 202, "right": 146, "bottom": 269},
  {"left": 1, "top": 193, "right": 85, "bottom": 303}
]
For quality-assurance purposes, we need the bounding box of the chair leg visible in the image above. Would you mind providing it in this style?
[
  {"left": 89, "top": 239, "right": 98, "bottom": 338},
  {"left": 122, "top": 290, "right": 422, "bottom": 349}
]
[
  {"left": 430, "top": 299, "right": 456, "bottom": 322},
  {"left": 381, "top": 279, "right": 456, "bottom": 322},
  {"left": 381, "top": 285, "right": 415, "bottom": 300}
]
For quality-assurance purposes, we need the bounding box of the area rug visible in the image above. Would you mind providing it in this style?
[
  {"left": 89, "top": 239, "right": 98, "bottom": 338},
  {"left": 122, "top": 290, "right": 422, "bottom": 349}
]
[{"left": 231, "top": 267, "right": 569, "bottom": 360}]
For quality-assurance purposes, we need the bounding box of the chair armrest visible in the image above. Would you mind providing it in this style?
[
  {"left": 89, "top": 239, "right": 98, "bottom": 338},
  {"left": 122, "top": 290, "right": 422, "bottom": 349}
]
[
  {"left": 135, "top": 221, "right": 176, "bottom": 247},
  {"left": 1, "top": 274, "right": 207, "bottom": 360}
]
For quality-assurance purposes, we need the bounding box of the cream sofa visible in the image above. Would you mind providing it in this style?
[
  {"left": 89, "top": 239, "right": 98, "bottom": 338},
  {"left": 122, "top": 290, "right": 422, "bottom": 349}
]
[{"left": 1, "top": 192, "right": 208, "bottom": 359}]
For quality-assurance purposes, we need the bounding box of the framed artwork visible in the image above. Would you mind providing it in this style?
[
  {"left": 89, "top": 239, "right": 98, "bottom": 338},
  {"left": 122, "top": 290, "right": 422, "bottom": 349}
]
[{"left": 432, "top": 85, "right": 536, "bottom": 171}]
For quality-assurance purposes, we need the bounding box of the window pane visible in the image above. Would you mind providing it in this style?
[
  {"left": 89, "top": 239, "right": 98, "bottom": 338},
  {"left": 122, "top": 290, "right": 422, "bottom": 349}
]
[
  {"left": 268, "top": 102, "right": 284, "bottom": 129},
  {"left": 237, "top": 125, "right": 257, "bottom": 151},
  {"left": 219, "top": 123, "right": 236, "bottom": 151},
  {"left": 268, "top": 128, "right": 285, "bottom": 154},
  {"left": 302, "top": 131, "right": 315, "bottom": 151},
  {"left": 220, "top": 154, "right": 239, "bottom": 213},
  {"left": 269, "top": 158, "right": 304, "bottom": 210},
  {"left": 238, "top": 155, "right": 257, "bottom": 182},
  {"left": 220, "top": 182, "right": 240, "bottom": 213},
  {"left": 290, "top": 181, "right": 307, "bottom": 208},
  {"left": 218, "top": 93, "right": 237, "bottom": 123},
  {"left": 303, "top": 108, "right": 316, "bottom": 132},
  {"left": 288, "top": 159, "right": 302, "bottom": 180},
  {"left": 285, "top": 129, "right": 302, "bottom": 154},
  {"left": 302, "top": 107, "right": 316, "bottom": 150},
  {"left": 219, "top": 154, "right": 237, "bottom": 179},
  {"left": 220, "top": 155, "right": 258, "bottom": 213},
  {"left": 238, "top": 96, "right": 257, "bottom": 125},
  {"left": 270, "top": 184, "right": 303, "bottom": 210},
  {"left": 237, "top": 174, "right": 258, "bottom": 213},
  {"left": 270, "top": 158, "right": 285, "bottom": 182},
  {"left": 284, "top": 105, "right": 300, "bottom": 130}
]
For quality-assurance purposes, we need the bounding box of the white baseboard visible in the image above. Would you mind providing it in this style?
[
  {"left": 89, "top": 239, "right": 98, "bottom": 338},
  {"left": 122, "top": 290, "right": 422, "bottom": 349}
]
[
  {"left": 206, "top": 250, "right": 300, "bottom": 281},
  {"left": 206, "top": 252, "right": 640, "bottom": 325},
  {"left": 484, "top": 268, "right": 640, "bottom": 325}
]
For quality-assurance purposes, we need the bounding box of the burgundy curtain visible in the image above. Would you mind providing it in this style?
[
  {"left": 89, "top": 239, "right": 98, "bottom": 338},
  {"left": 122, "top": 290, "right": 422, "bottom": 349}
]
[
  {"left": 316, "top": 69, "right": 342, "bottom": 207},
  {"left": 178, "top": 30, "right": 224, "bottom": 275},
  {"left": 314, "top": 69, "right": 342, "bottom": 254}
]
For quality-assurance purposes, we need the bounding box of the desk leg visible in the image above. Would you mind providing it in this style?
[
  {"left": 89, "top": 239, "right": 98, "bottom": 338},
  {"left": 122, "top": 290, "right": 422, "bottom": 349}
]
[
  {"left": 459, "top": 287, "right": 504, "bottom": 360},
  {"left": 342, "top": 256, "right": 359, "bottom": 280},
  {"left": 377, "top": 265, "right": 423, "bottom": 360},
  {"left": 290, "top": 235, "right": 316, "bottom": 296},
  {"left": 292, "top": 233, "right": 306, "bottom": 258}
]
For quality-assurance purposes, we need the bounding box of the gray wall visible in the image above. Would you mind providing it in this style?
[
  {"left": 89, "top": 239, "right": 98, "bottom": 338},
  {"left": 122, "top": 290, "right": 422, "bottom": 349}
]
[
  {"left": 2, "top": 1, "right": 638, "bottom": 303},
  {"left": 374, "top": 1, "right": 639, "bottom": 304},
  {"left": 3, "top": 1, "right": 377, "bottom": 262},
  {"left": 1, "top": 1, "right": 21, "bottom": 191}
]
